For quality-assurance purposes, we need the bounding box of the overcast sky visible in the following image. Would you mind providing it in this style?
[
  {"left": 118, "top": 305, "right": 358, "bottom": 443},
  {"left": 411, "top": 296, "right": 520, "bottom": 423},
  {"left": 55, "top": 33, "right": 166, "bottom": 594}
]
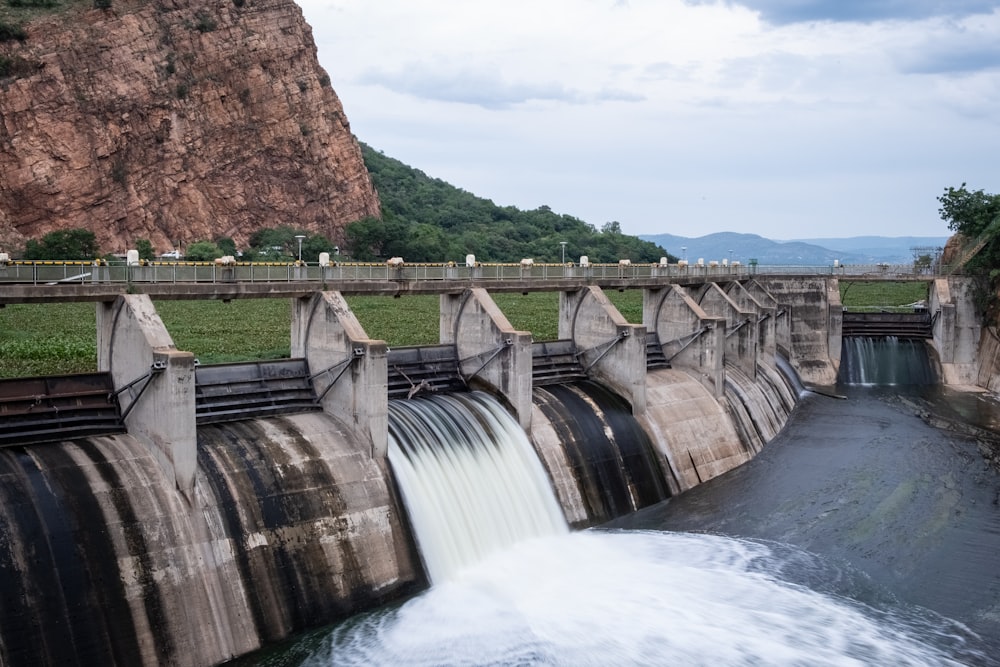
[{"left": 297, "top": 0, "right": 999, "bottom": 240}]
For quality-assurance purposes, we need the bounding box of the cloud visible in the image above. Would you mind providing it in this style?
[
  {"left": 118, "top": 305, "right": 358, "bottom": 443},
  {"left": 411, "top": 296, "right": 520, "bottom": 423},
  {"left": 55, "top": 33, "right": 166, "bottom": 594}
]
[
  {"left": 896, "top": 29, "right": 1000, "bottom": 74},
  {"left": 686, "top": 0, "right": 1000, "bottom": 25},
  {"left": 356, "top": 64, "right": 646, "bottom": 110}
]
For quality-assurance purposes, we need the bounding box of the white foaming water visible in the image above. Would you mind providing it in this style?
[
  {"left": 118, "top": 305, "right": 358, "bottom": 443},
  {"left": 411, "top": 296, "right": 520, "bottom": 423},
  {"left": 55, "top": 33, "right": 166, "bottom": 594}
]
[
  {"left": 305, "top": 530, "right": 983, "bottom": 666},
  {"left": 387, "top": 392, "right": 568, "bottom": 584}
]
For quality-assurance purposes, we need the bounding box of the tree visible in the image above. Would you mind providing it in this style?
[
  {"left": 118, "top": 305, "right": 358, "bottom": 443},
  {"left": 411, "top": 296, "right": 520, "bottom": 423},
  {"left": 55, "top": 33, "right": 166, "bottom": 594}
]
[
  {"left": 215, "top": 236, "right": 237, "bottom": 257},
  {"left": 937, "top": 183, "right": 1000, "bottom": 238},
  {"left": 345, "top": 217, "right": 387, "bottom": 260},
  {"left": 184, "top": 240, "right": 223, "bottom": 261},
  {"left": 302, "top": 235, "right": 336, "bottom": 263},
  {"left": 938, "top": 184, "right": 1000, "bottom": 274},
  {"left": 135, "top": 239, "right": 155, "bottom": 261},
  {"left": 247, "top": 226, "right": 305, "bottom": 261},
  {"left": 23, "top": 229, "right": 99, "bottom": 260}
]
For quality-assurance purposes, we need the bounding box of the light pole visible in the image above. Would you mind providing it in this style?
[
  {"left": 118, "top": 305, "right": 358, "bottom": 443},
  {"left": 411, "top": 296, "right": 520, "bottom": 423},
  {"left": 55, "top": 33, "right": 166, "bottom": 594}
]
[
  {"left": 681, "top": 246, "right": 687, "bottom": 261},
  {"left": 560, "top": 241, "right": 567, "bottom": 264},
  {"left": 295, "top": 235, "right": 305, "bottom": 262},
  {"left": 729, "top": 249, "right": 733, "bottom": 265}
]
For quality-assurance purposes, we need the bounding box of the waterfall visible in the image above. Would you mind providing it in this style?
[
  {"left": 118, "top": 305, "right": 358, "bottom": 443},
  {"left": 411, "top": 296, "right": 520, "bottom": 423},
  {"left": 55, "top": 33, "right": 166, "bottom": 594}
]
[
  {"left": 387, "top": 392, "right": 568, "bottom": 584},
  {"left": 839, "top": 336, "right": 937, "bottom": 386}
]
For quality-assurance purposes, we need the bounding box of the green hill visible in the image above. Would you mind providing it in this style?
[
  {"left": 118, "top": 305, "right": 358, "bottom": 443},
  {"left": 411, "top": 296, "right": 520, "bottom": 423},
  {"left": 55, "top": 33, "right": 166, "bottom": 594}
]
[{"left": 348, "top": 144, "right": 670, "bottom": 264}]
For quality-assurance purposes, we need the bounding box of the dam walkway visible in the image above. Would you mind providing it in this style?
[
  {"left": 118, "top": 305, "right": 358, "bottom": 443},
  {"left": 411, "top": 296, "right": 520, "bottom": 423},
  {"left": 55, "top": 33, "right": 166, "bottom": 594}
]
[{"left": 0, "top": 259, "right": 939, "bottom": 304}]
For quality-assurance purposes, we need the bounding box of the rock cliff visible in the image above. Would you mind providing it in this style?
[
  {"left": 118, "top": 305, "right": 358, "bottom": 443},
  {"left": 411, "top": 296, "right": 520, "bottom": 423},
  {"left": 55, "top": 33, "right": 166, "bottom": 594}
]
[{"left": 0, "top": 0, "right": 380, "bottom": 254}]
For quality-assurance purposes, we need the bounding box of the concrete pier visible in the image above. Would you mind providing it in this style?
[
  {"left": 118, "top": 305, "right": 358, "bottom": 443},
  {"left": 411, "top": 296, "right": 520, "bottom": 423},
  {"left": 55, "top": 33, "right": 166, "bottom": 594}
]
[
  {"left": 560, "top": 286, "right": 647, "bottom": 414},
  {"left": 97, "top": 294, "right": 197, "bottom": 493},
  {"left": 440, "top": 288, "right": 533, "bottom": 429},
  {"left": 292, "top": 291, "right": 389, "bottom": 457},
  {"left": 643, "top": 284, "right": 726, "bottom": 397}
]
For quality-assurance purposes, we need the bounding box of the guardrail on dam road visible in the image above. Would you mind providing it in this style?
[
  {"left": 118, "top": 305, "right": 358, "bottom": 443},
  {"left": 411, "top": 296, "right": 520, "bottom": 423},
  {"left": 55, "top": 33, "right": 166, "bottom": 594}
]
[{"left": 0, "top": 259, "right": 939, "bottom": 304}]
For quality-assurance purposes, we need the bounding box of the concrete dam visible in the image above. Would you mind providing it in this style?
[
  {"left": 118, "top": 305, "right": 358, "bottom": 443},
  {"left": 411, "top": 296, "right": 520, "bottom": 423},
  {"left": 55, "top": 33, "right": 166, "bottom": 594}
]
[{"left": 0, "top": 274, "right": 983, "bottom": 666}]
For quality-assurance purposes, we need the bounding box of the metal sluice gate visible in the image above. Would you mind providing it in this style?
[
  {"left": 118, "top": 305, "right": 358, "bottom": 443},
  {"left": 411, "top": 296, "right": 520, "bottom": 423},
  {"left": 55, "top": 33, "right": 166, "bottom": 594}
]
[
  {"left": 195, "top": 359, "right": 321, "bottom": 425},
  {"left": 0, "top": 373, "right": 125, "bottom": 447}
]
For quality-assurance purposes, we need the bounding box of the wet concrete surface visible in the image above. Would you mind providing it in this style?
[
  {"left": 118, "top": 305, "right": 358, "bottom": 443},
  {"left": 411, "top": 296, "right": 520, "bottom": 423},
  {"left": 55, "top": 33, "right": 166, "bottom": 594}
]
[{"left": 609, "top": 385, "right": 1000, "bottom": 653}]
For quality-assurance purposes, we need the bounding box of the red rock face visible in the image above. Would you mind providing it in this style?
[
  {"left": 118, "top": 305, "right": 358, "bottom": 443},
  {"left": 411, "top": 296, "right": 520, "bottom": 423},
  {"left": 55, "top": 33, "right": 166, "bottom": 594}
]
[
  {"left": 940, "top": 234, "right": 962, "bottom": 266},
  {"left": 0, "top": 0, "right": 380, "bottom": 255}
]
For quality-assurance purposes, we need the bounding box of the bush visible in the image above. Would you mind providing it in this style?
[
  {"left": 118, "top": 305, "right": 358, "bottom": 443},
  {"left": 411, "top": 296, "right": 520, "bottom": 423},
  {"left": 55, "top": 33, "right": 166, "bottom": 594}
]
[
  {"left": 0, "top": 55, "right": 35, "bottom": 77},
  {"left": 0, "top": 22, "right": 27, "bottom": 43},
  {"left": 184, "top": 240, "right": 224, "bottom": 261},
  {"left": 194, "top": 10, "right": 216, "bottom": 32},
  {"left": 7, "top": 0, "right": 58, "bottom": 7}
]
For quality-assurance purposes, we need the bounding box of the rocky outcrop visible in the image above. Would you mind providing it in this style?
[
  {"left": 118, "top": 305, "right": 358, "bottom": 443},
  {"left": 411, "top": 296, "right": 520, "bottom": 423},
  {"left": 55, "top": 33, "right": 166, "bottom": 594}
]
[
  {"left": 0, "top": 0, "right": 379, "bottom": 255},
  {"left": 940, "top": 233, "right": 963, "bottom": 266}
]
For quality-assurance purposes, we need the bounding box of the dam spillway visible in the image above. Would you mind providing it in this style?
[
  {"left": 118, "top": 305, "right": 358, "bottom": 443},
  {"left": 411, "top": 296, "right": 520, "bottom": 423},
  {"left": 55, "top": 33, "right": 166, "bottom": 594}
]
[{"left": 0, "top": 274, "right": 988, "bottom": 665}]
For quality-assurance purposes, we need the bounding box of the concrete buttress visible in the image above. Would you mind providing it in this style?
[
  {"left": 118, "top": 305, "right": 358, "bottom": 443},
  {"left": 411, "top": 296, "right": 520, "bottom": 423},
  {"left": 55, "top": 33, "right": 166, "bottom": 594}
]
[
  {"left": 559, "top": 286, "right": 647, "bottom": 414},
  {"left": 440, "top": 288, "right": 533, "bottom": 429},
  {"left": 293, "top": 291, "right": 389, "bottom": 457},
  {"left": 643, "top": 285, "right": 727, "bottom": 397},
  {"left": 97, "top": 294, "right": 197, "bottom": 493},
  {"left": 695, "top": 283, "right": 758, "bottom": 380}
]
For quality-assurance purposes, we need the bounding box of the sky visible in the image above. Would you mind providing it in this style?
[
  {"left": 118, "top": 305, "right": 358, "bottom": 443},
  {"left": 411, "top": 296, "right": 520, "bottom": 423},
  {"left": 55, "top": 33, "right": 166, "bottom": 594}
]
[{"left": 297, "top": 0, "right": 1000, "bottom": 240}]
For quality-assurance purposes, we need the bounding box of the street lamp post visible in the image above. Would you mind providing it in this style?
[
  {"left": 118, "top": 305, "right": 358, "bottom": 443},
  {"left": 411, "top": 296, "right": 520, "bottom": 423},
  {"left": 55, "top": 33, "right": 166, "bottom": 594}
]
[
  {"left": 560, "top": 241, "right": 567, "bottom": 264},
  {"left": 681, "top": 246, "right": 687, "bottom": 261},
  {"left": 295, "top": 235, "right": 306, "bottom": 262}
]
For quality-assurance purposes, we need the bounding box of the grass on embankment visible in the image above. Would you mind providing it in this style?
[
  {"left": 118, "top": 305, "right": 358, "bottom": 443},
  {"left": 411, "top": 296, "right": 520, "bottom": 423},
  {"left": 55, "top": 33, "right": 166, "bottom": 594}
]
[
  {"left": 0, "top": 291, "right": 645, "bottom": 378},
  {"left": 839, "top": 281, "right": 930, "bottom": 311}
]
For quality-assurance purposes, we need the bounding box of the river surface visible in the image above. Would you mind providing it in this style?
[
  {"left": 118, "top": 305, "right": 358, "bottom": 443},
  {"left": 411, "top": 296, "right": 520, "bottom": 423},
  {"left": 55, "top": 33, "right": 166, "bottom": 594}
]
[
  {"left": 612, "top": 385, "right": 1000, "bottom": 661},
  {"left": 239, "top": 385, "right": 1000, "bottom": 666}
]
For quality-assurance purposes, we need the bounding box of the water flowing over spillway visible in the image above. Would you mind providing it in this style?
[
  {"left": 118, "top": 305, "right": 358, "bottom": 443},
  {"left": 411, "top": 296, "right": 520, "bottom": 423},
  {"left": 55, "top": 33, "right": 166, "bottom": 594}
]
[
  {"left": 387, "top": 392, "right": 568, "bottom": 584},
  {"left": 840, "top": 336, "right": 937, "bottom": 385}
]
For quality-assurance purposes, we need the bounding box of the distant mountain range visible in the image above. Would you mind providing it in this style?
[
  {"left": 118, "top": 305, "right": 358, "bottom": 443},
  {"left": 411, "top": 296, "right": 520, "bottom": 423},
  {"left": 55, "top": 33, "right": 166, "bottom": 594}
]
[{"left": 639, "top": 233, "right": 950, "bottom": 266}]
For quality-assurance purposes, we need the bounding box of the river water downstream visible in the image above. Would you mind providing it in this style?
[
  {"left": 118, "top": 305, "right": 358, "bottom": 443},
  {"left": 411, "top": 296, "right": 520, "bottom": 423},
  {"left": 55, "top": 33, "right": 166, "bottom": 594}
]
[
  {"left": 610, "top": 384, "right": 1000, "bottom": 662},
  {"left": 239, "top": 383, "right": 1000, "bottom": 666}
]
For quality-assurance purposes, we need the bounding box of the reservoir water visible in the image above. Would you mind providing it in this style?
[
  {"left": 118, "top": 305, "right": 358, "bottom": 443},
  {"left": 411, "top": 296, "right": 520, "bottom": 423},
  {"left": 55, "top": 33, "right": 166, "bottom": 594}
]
[{"left": 239, "top": 382, "right": 1000, "bottom": 665}]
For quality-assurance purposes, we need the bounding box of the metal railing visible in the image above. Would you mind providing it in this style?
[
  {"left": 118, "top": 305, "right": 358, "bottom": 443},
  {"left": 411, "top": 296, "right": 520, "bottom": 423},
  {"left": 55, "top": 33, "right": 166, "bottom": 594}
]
[{"left": 0, "top": 259, "right": 943, "bottom": 286}]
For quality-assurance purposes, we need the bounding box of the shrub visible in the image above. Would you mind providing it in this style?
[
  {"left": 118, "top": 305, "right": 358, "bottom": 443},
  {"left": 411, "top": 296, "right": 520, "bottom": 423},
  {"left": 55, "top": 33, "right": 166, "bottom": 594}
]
[
  {"left": 7, "top": 0, "right": 58, "bottom": 8},
  {"left": 0, "top": 22, "right": 27, "bottom": 42},
  {"left": 194, "top": 10, "right": 216, "bottom": 32},
  {"left": 0, "top": 55, "right": 34, "bottom": 77}
]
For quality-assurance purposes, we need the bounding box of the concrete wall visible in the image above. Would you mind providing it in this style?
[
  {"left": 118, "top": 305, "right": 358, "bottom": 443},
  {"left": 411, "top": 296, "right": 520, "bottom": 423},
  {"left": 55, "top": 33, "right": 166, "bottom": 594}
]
[
  {"left": 292, "top": 291, "right": 389, "bottom": 457},
  {"left": 639, "top": 367, "right": 749, "bottom": 493},
  {"left": 440, "top": 288, "right": 534, "bottom": 429},
  {"left": 755, "top": 277, "right": 840, "bottom": 385},
  {"left": 0, "top": 415, "right": 420, "bottom": 667},
  {"left": 929, "top": 277, "right": 982, "bottom": 386},
  {"left": 559, "top": 286, "right": 647, "bottom": 414},
  {"left": 97, "top": 294, "right": 197, "bottom": 493}
]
